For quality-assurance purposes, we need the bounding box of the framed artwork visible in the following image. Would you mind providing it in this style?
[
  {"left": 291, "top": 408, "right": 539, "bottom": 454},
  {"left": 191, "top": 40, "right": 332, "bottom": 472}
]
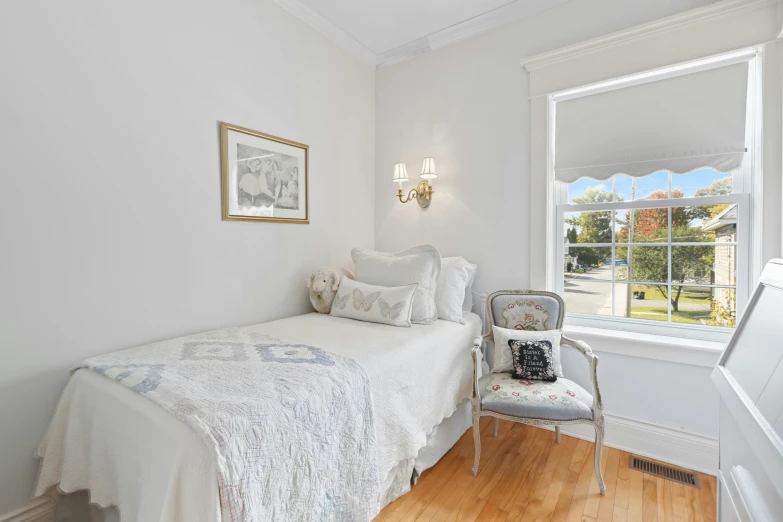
[{"left": 220, "top": 122, "right": 309, "bottom": 223}]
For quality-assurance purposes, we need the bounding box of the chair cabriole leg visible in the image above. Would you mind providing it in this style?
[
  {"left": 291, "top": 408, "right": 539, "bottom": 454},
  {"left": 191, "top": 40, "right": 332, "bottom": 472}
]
[
  {"left": 594, "top": 422, "right": 606, "bottom": 494},
  {"left": 472, "top": 412, "right": 481, "bottom": 476}
]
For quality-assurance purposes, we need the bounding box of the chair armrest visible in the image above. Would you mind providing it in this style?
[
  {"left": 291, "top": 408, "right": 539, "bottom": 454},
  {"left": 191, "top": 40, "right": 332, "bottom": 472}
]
[
  {"left": 561, "top": 335, "right": 603, "bottom": 415},
  {"left": 561, "top": 335, "right": 592, "bottom": 356},
  {"left": 471, "top": 336, "right": 483, "bottom": 401}
]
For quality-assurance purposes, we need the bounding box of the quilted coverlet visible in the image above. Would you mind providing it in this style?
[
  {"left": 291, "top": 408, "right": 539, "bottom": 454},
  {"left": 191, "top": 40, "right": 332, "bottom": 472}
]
[{"left": 79, "top": 326, "right": 380, "bottom": 522}]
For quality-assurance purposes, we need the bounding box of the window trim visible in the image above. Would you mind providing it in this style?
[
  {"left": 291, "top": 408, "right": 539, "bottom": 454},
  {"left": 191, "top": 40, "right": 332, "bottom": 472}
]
[{"left": 546, "top": 50, "right": 761, "bottom": 342}]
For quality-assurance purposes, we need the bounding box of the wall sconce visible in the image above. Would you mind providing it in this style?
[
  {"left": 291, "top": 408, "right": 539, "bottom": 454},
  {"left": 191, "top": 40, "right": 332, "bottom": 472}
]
[{"left": 394, "top": 158, "right": 437, "bottom": 208}]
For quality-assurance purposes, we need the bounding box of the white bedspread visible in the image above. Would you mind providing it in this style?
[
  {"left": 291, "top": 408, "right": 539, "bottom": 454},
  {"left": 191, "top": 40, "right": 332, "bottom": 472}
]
[{"left": 36, "top": 313, "right": 481, "bottom": 522}]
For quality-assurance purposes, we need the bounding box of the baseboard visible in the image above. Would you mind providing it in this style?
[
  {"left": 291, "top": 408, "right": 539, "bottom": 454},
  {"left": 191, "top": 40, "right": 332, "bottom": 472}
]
[
  {"left": 545, "top": 413, "right": 718, "bottom": 475},
  {"left": 0, "top": 497, "right": 56, "bottom": 522}
]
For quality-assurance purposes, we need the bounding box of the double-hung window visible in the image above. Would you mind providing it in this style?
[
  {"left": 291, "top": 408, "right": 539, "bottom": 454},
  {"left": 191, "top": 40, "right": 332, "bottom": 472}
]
[{"left": 552, "top": 51, "right": 758, "bottom": 339}]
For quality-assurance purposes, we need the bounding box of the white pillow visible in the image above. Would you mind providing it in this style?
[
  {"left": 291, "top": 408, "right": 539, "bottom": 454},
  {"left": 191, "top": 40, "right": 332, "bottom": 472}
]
[
  {"left": 463, "top": 262, "right": 478, "bottom": 312},
  {"left": 491, "top": 325, "right": 563, "bottom": 377},
  {"left": 436, "top": 257, "right": 475, "bottom": 324},
  {"left": 330, "top": 277, "right": 417, "bottom": 327},
  {"left": 352, "top": 245, "right": 441, "bottom": 324}
]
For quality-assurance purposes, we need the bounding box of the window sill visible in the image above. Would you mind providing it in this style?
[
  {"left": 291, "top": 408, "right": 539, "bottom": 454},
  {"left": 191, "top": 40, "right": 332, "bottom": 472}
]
[{"left": 563, "top": 325, "right": 725, "bottom": 368}]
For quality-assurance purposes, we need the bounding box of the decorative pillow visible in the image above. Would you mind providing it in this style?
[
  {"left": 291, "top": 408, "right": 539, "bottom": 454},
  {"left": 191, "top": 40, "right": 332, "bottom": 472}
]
[
  {"left": 491, "top": 325, "right": 563, "bottom": 377},
  {"left": 330, "top": 277, "right": 417, "bottom": 327},
  {"left": 509, "top": 339, "right": 557, "bottom": 382},
  {"left": 352, "top": 245, "right": 440, "bottom": 324},
  {"left": 436, "top": 257, "right": 476, "bottom": 324}
]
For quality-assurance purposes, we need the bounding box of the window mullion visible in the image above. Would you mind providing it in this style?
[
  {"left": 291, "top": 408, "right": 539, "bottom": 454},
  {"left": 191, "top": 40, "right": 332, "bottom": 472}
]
[
  {"left": 628, "top": 203, "right": 634, "bottom": 320},
  {"left": 668, "top": 206, "right": 672, "bottom": 323},
  {"left": 611, "top": 209, "right": 616, "bottom": 317}
]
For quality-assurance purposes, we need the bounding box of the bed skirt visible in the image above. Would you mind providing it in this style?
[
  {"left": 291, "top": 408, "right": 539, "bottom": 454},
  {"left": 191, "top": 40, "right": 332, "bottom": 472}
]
[{"left": 53, "top": 396, "right": 472, "bottom": 522}]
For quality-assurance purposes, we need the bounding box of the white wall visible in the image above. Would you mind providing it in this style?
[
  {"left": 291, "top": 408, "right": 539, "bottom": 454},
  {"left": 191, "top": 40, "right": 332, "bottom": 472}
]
[
  {"left": 0, "top": 0, "right": 374, "bottom": 514},
  {"left": 375, "top": 0, "right": 737, "bottom": 448},
  {"left": 376, "top": 0, "right": 731, "bottom": 294}
]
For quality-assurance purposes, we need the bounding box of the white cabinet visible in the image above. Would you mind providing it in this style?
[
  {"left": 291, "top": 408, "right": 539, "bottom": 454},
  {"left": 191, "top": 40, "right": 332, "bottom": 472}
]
[{"left": 713, "top": 259, "right": 783, "bottom": 521}]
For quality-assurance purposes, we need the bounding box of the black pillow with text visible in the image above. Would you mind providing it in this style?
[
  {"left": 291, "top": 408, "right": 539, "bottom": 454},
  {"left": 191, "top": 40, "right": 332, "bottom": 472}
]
[{"left": 509, "top": 339, "right": 557, "bottom": 382}]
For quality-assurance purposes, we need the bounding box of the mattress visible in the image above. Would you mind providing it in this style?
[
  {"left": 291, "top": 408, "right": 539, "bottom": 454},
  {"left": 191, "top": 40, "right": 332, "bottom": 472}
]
[{"left": 36, "top": 312, "right": 482, "bottom": 522}]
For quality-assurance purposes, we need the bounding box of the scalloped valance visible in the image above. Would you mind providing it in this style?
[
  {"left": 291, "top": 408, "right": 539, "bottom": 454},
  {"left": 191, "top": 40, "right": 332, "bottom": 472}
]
[{"left": 554, "top": 61, "right": 749, "bottom": 183}]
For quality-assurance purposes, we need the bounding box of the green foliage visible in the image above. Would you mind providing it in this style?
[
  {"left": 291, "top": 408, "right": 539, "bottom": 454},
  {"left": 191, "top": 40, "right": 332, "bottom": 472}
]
[
  {"left": 690, "top": 176, "right": 732, "bottom": 221},
  {"left": 630, "top": 225, "right": 714, "bottom": 311},
  {"left": 711, "top": 291, "right": 736, "bottom": 327},
  {"left": 565, "top": 188, "right": 616, "bottom": 267},
  {"left": 571, "top": 187, "right": 617, "bottom": 205},
  {"left": 694, "top": 176, "right": 732, "bottom": 197}
]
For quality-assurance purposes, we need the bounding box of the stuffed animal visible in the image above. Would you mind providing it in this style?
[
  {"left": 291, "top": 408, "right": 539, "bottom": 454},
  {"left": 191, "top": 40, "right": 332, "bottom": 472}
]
[{"left": 307, "top": 267, "right": 353, "bottom": 314}]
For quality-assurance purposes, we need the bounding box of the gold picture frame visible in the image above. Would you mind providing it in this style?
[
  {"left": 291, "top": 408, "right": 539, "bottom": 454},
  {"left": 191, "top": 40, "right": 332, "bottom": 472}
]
[{"left": 220, "top": 122, "right": 309, "bottom": 223}]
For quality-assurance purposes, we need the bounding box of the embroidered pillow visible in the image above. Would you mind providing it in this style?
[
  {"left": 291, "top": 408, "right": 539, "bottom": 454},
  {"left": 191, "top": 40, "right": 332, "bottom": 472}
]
[
  {"left": 491, "top": 325, "right": 563, "bottom": 377},
  {"left": 509, "top": 339, "right": 557, "bottom": 382},
  {"left": 330, "top": 277, "right": 417, "bottom": 327}
]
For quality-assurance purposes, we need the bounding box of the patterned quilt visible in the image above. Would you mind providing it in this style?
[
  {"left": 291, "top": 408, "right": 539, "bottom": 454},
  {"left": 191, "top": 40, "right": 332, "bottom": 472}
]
[{"left": 79, "top": 326, "right": 380, "bottom": 522}]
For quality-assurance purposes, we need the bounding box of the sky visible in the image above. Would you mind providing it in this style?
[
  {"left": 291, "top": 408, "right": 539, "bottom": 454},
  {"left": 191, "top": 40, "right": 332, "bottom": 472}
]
[{"left": 567, "top": 168, "right": 731, "bottom": 203}]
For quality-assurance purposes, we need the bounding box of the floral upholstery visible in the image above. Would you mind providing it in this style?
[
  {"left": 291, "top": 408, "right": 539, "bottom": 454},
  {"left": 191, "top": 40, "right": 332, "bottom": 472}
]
[
  {"left": 478, "top": 373, "right": 593, "bottom": 421},
  {"left": 484, "top": 292, "right": 564, "bottom": 370},
  {"left": 495, "top": 299, "right": 555, "bottom": 330}
]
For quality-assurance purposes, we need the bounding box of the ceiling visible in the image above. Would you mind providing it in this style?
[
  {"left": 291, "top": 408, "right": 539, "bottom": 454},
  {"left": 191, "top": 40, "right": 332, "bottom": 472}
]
[{"left": 273, "top": 0, "right": 570, "bottom": 67}]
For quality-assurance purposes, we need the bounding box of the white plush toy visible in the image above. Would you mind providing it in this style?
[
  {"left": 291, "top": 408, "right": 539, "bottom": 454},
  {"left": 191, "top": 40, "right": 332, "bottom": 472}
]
[{"left": 307, "top": 267, "right": 353, "bottom": 314}]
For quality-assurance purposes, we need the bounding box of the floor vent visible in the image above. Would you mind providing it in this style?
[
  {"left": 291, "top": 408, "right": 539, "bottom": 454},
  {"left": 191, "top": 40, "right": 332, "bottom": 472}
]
[{"left": 629, "top": 456, "right": 700, "bottom": 488}]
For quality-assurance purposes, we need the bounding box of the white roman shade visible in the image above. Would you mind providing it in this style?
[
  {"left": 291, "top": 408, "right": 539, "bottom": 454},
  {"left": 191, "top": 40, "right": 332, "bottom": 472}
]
[{"left": 554, "top": 61, "right": 750, "bottom": 183}]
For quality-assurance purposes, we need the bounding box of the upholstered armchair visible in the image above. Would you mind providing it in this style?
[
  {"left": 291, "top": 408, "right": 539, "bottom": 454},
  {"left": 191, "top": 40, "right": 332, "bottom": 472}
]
[{"left": 470, "top": 290, "right": 606, "bottom": 494}]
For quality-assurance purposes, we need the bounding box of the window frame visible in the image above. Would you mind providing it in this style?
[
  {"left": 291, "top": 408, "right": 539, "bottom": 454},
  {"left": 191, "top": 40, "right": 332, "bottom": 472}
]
[
  {"left": 555, "top": 190, "right": 750, "bottom": 341},
  {"left": 548, "top": 50, "right": 760, "bottom": 342}
]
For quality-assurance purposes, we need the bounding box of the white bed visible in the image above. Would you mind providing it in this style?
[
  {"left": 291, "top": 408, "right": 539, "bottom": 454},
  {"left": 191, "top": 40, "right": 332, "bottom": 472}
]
[{"left": 36, "top": 312, "right": 482, "bottom": 522}]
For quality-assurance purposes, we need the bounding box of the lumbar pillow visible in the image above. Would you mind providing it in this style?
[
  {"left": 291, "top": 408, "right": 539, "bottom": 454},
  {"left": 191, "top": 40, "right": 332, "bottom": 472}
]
[
  {"left": 306, "top": 267, "right": 353, "bottom": 314},
  {"left": 491, "top": 325, "right": 563, "bottom": 377},
  {"left": 330, "top": 277, "right": 417, "bottom": 327},
  {"left": 351, "top": 245, "right": 440, "bottom": 324},
  {"left": 509, "top": 339, "right": 557, "bottom": 382},
  {"left": 436, "top": 257, "right": 476, "bottom": 324}
]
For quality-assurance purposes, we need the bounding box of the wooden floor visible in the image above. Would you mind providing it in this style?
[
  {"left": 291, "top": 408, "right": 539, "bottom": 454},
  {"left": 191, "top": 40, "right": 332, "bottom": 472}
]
[{"left": 375, "top": 418, "right": 716, "bottom": 522}]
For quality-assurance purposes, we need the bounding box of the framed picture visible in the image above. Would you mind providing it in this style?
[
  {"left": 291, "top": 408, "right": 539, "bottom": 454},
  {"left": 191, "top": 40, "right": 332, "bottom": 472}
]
[{"left": 220, "top": 122, "right": 309, "bottom": 223}]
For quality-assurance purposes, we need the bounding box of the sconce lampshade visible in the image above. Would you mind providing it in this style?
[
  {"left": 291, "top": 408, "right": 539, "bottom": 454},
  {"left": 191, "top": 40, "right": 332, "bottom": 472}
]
[
  {"left": 420, "top": 157, "right": 437, "bottom": 179},
  {"left": 393, "top": 162, "right": 409, "bottom": 183}
]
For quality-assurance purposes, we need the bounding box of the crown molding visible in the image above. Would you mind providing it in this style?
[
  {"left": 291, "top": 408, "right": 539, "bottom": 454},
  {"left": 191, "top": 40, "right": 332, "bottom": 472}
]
[
  {"left": 273, "top": 0, "right": 779, "bottom": 70},
  {"left": 274, "top": 0, "right": 570, "bottom": 69},
  {"left": 270, "top": 0, "right": 376, "bottom": 67},
  {"left": 377, "top": 0, "right": 569, "bottom": 68},
  {"left": 521, "top": 0, "right": 779, "bottom": 71}
]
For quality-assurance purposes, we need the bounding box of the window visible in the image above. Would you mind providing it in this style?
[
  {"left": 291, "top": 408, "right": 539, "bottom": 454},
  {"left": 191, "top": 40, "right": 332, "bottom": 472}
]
[
  {"left": 558, "top": 170, "right": 748, "bottom": 332},
  {"left": 551, "top": 51, "right": 757, "bottom": 339}
]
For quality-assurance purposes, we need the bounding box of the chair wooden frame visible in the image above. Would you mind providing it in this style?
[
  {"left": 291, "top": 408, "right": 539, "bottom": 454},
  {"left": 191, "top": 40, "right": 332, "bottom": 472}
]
[{"left": 470, "top": 290, "right": 606, "bottom": 494}]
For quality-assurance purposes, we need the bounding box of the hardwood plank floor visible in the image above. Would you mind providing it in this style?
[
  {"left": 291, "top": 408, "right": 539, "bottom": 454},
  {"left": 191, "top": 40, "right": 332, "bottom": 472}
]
[{"left": 375, "top": 419, "right": 716, "bottom": 522}]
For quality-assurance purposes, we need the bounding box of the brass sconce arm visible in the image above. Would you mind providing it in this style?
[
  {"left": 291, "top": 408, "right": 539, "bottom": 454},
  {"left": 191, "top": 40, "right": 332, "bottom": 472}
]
[
  {"left": 397, "top": 188, "right": 418, "bottom": 203},
  {"left": 397, "top": 181, "right": 433, "bottom": 208}
]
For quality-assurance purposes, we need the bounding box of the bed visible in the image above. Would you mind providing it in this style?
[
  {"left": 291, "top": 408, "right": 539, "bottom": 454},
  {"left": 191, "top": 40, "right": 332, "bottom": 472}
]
[{"left": 35, "top": 312, "right": 482, "bottom": 522}]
